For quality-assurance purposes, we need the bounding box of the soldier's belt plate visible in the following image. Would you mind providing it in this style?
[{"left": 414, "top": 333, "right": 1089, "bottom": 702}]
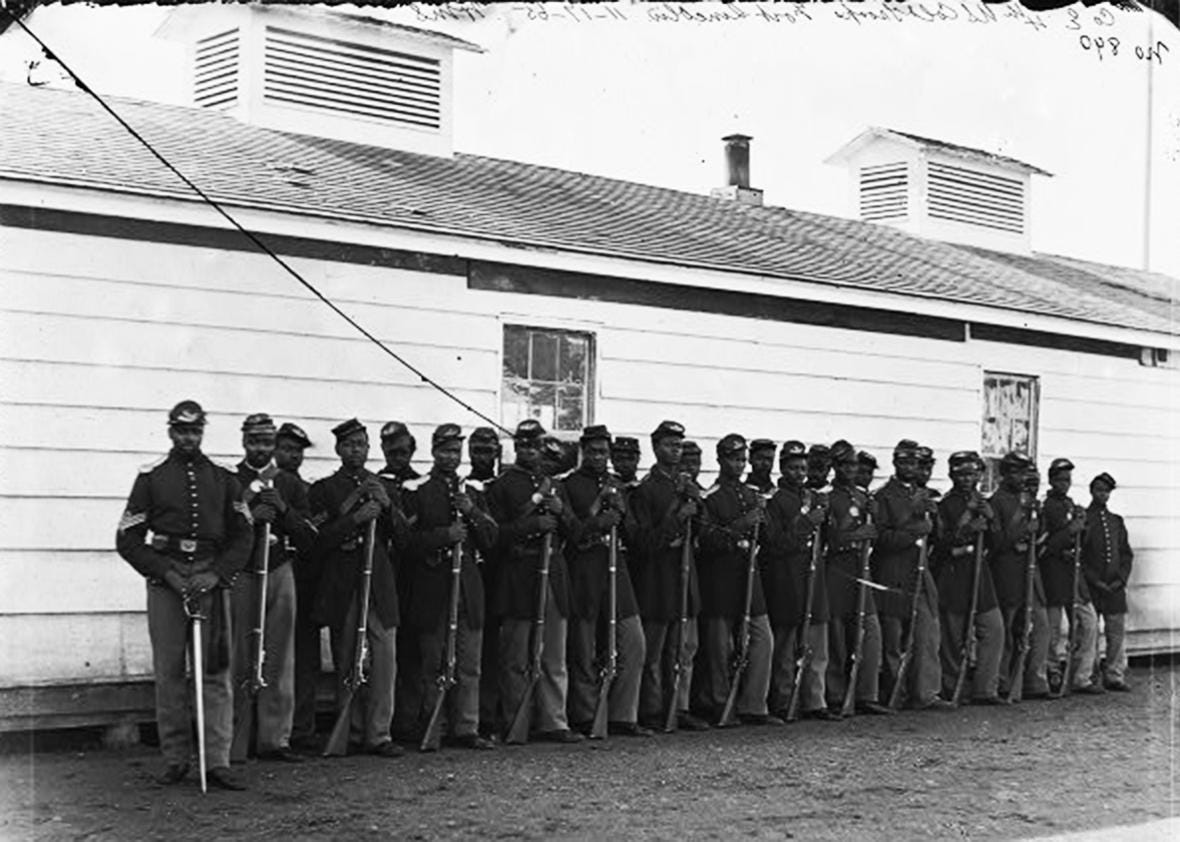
[{"left": 179, "top": 538, "right": 198, "bottom": 554}]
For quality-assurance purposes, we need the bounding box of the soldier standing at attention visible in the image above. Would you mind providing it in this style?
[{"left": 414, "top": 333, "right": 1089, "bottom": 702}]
[
  {"left": 1040, "top": 458, "right": 1102, "bottom": 695},
  {"left": 630, "top": 421, "right": 708, "bottom": 731},
  {"left": 402, "top": 424, "right": 498, "bottom": 750},
  {"left": 933, "top": 452, "right": 1006, "bottom": 705},
  {"left": 1081, "top": 473, "right": 1133, "bottom": 692},
  {"left": 988, "top": 452, "right": 1052, "bottom": 700},
  {"left": 562, "top": 425, "right": 651, "bottom": 737},
  {"left": 762, "top": 441, "right": 836, "bottom": 720},
  {"left": 377, "top": 421, "right": 424, "bottom": 742},
  {"left": 487, "top": 419, "right": 582, "bottom": 743},
  {"left": 231, "top": 413, "right": 316, "bottom": 762},
  {"left": 873, "top": 441, "right": 950, "bottom": 710},
  {"left": 466, "top": 427, "right": 503, "bottom": 739},
  {"left": 695, "top": 434, "right": 780, "bottom": 725},
  {"left": 308, "top": 419, "right": 404, "bottom": 757},
  {"left": 824, "top": 442, "right": 891, "bottom": 715},
  {"left": 116, "top": 401, "right": 253, "bottom": 789},
  {"left": 744, "top": 439, "right": 777, "bottom": 495},
  {"left": 856, "top": 451, "right": 878, "bottom": 493},
  {"left": 610, "top": 436, "right": 642, "bottom": 489},
  {"left": 806, "top": 444, "right": 832, "bottom": 492},
  {"left": 274, "top": 423, "right": 322, "bottom": 751}
]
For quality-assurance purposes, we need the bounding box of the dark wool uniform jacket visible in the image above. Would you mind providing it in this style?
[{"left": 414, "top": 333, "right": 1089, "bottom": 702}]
[
  {"left": 485, "top": 464, "right": 572, "bottom": 620},
  {"left": 628, "top": 466, "right": 701, "bottom": 622},
  {"left": 823, "top": 484, "right": 877, "bottom": 620},
  {"left": 933, "top": 490, "right": 998, "bottom": 615},
  {"left": 987, "top": 487, "right": 1045, "bottom": 610},
  {"left": 698, "top": 478, "right": 768, "bottom": 620},
  {"left": 761, "top": 480, "right": 829, "bottom": 628},
  {"left": 117, "top": 449, "right": 254, "bottom": 582},
  {"left": 234, "top": 461, "right": 316, "bottom": 573},
  {"left": 286, "top": 470, "right": 322, "bottom": 588},
  {"left": 559, "top": 466, "right": 641, "bottom": 621},
  {"left": 401, "top": 471, "right": 496, "bottom": 631},
  {"left": 307, "top": 467, "right": 401, "bottom": 630},
  {"left": 1082, "top": 505, "right": 1133, "bottom": 615},
  {"left": 871, "top": 477, "right": 933, "bottom": 619},
  {"left": 1038, "top": 491, "right": 1091, "bottom": 607}
]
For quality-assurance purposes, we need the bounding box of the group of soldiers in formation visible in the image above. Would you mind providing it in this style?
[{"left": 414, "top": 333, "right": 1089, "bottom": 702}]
[{"left": 116, "top": 400, "right": 1135, "bottom": 791}]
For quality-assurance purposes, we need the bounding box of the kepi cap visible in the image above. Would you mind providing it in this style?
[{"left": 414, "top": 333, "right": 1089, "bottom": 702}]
[
  {"left": 948, "top": 450, "right": 982, "bottom": 475},
  {"left": 831, "top": 440, "right": 858, "bottom": 464},
  {"left": 168, "top": 400, "right": 206, "bottom": 427},
  {"left": 241, "top": 412, "right": 276, "bottom": 436},
  {"left": 680, "top": 440, "right": 702, "bottom": 456},
  {"left": 916, "top": 446, "right": 934, "bottom": 465},
  {"left": 807, "top": 443, "right": 830, "bottom": 464},
  {"left": 432, "top": 423, "right": 465, "bottom": 448},
  {"left": 580, "top": 424, "right": 612, "bottom": 445},
  {"left": 1048, "top": 457, "right": 1075, "bottom": 477},
  {"left": 1090, "top": 472, "right": 1117, "bottom": 491},
  {"left": 469, "top": 427, "right": 500, "bottom": 449},
  {"left": 651, "top": 420, "right": 686, "bottom": 442},
  {"left": 999, "top": 451, "right": 1033, "bottom": 474},
  {"left": 380, "top": 421, "right": 411, "bottom": 441},
  {"left": 716, "top": 433, "right": 747, "bottom": 456},
  {"left": 780, "top": 440, "right": 807, "bottom": 460},
  {"left": 893, "top": 439, "right": 920, "bottom": 459},
  {"left": 332, "top": 418, "right": 367, "bottom": 443},
  {"left": 611, "top": 436, "right": 640, "bottom": 455},
  {"left": 514, "top": 418, "right": 546, "bottom": 444},
  {"left": 276, "top": 422, "right": 311, "bottom": 449},
  {"left": 857, "top": 450, "right": 879, "bottom": 469},
  {"left": 749, "top": 438, "right": 776, "bottom": 455}
]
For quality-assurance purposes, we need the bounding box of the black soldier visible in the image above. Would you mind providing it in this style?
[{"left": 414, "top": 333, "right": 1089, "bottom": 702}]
[
  {"left": 1040, "top": 458, "right": 1101, "bottom": 694},
  {"left": 561, "top": 425, "right": 650, "bottom": 736},
  {"left": 274, "top": 422, "right": 322, "bottom": 751},
  {"left": 402, "top": 424, "right": 499, "bottom": 750},
  {"left": 1081, "top": 473, "right": 1133, "bottom": 692},
  {"left": 806, "top": 444, "right": 832, "bottom": 491},
  {"left": 855, "top": 451, "right": 878, "bottom": 492},
  {"left": 630, "top": 421, "right": 708, "bottom": 731},
  {"left": 695, "top": 434, "right": 779, "bottom": 725},
  {"left": 873, "top": 440, "right": 950, "bottom": 710},
  {"left": 486, "top": 419, "right": 582, "bottom": 742},
  {"left": 231, "top": 413, "right": 316, "bottom": 762},
  {"left": 308, "top": 419, "right": 404, "bottom": 757},
  {"left": 115, "top": 400, "right": 253, "bottom": 789},
  {"left": 762, "top": 440, "right": 835, "bottom": 720},
  {"left": 610, "top": 436, "right": 642, "bottom": 488},
  {"left": 744, "top": 439, "right": 777, "bottom": 495},
  {"left": 933, "top": 451, "right": 1006, "bottom": 704}
]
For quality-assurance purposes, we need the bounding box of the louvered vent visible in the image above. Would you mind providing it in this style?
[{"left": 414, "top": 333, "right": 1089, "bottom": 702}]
[
  {"left": 928, "top": 161, "right": 1024, "bottom": 234},
  {"left": 194, "top": 28, "right": 239, "bottom": 109},
  {"left": 859, "top": 162, "right": 908, "bottom": 221},
  {"left": 263, "top": 26, "right": 442, "bottom": 130}
]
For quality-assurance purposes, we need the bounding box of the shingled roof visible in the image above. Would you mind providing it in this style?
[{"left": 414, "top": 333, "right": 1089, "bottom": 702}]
[{"left": 1, "top": 83, "right": 1174, "bottom": 338}]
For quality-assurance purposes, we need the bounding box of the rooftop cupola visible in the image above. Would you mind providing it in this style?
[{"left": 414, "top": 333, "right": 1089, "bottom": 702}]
[
  {"left": 156, "top": 3, "right": 483, "bottom": 157},
  {"left": 826, "top": 127, "right": 1052, "bottom": 254}
]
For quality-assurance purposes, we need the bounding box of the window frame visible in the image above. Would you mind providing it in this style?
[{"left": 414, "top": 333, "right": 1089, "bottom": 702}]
[
  {"left": 980, "top": 370, "right": 1040, "bottom": 494},
  {"left": 498, "top": 316, "right": 599, "bottom": 437}
]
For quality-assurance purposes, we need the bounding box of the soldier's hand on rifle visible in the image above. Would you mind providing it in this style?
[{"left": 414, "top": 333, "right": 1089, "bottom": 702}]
[
  {"left": 1068, "top": 517, "right": 1085, "bottom": 536},
  {"left": 677, "top": 499, "right": 699, "bottom": 521},
  {"left": 534, "top": 512, "right": 558, "bottom": 534},
  {"left": 912, "top": 518, "right": 933, "bottom": 538},
  {"left": 969, "top": 516, "right": 989, "bottom": 533},
  {"left": 364, "top": 479, "right": 392, "bottom": 509},
  {"left": 352, "top": 500, "right": 382, "bottom": 524},
  {"left": 188, "top": 570, "right": 220, "bottom": 595},
  {"left": 252, "top": 503, "right": 277, "bottom": 523},
  {"left": 1015, "top": 540, "right": 1029, "bottom": 553},
  {"left": 805, "top": 506, "right": 826, "bottom": 527},
  {"left": 455, "top": 491, "right": 475, "bottom": 517},
  {"left": 259, "top": 486, "right": 287, "bottom": 515},
  {"left": 446, "top": 520, "right": 468, "bottom": 544},
  {"left": 544, "top": 493, "right": 564, "bottom": 516},
  {"left": 597, "top": 508, "right": 623, "bottom": 530}
]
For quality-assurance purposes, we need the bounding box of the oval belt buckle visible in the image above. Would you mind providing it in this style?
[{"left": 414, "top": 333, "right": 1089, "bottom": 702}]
[{"left": 179, "top": 538, "right": 198, "bottom": 554}]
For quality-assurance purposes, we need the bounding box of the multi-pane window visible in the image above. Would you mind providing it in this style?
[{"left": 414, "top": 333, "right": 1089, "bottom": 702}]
[
  {"left": 501, "top": 325, "right": 594, "bottom": 433},
  {"left": 980, "top": 372, "right": 1039, "bottom": 493}
]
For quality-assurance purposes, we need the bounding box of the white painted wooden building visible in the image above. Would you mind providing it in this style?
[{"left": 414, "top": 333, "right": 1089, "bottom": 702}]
[{"left": 1, "top": 4, "right": 1176, "bottom": 730}]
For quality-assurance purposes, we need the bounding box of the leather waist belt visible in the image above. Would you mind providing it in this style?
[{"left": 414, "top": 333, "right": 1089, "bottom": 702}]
[{"left": 152, "top": 534, "right": 217, "bottom": 557}]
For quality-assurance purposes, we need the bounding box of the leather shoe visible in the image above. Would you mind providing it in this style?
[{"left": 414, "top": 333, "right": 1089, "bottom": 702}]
[
  {"left": 609, "top": 721, "right": 654, "bottom": 737},
  {"left": 739, "top": 713, "right": 785, "bottom": 726},
  {"left": 916, "top": 698, "right": 956, "bottom": 712},
  {"left": 855, "top": 702, "right": 894, "bottom": 716},
  {"left": 258, "top": 747, "right": 304, "bottom": 763},
  {"left": 454, "top": 734, "right": 496, "bottom": 751},
  {"left": 158, "top": 763, "right": 190, "bottom": 785},
  {"left": 804, "top": 708, "right": 843, "bottom": 722},
  {"left": 1075, "top": 682, "right": 1106, "bottom": 695},
  {"left": 1104, "top": 680, "right": 1131, "bottom": 692},
  {"left": 972, "top": 695, "right": 1011, "bottom": 706},
  {"left": 207, "top": 767, "right": 247, "bottom": 791},
  {"left": 367, "top": 740, "right": 405, "bottom": 758},
  {"left": 539, "top": 729, "right": 585, "bottom": 744},
  {"left": 677, "top": 713, "right": 710, "bottom": 731}
]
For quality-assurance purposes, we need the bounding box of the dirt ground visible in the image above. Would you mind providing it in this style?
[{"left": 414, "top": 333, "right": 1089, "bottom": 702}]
[{"left": 2, "top": 662, "right": 1176, "bottom": 842}]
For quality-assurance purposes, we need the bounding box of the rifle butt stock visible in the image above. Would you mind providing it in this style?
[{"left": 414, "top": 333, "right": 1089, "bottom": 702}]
[
  {"left": 322, "top": 689, "right": 356, "bottom": 757},
  {"left": 504, "top": 677, "right": 539, "bottom": 745}
]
